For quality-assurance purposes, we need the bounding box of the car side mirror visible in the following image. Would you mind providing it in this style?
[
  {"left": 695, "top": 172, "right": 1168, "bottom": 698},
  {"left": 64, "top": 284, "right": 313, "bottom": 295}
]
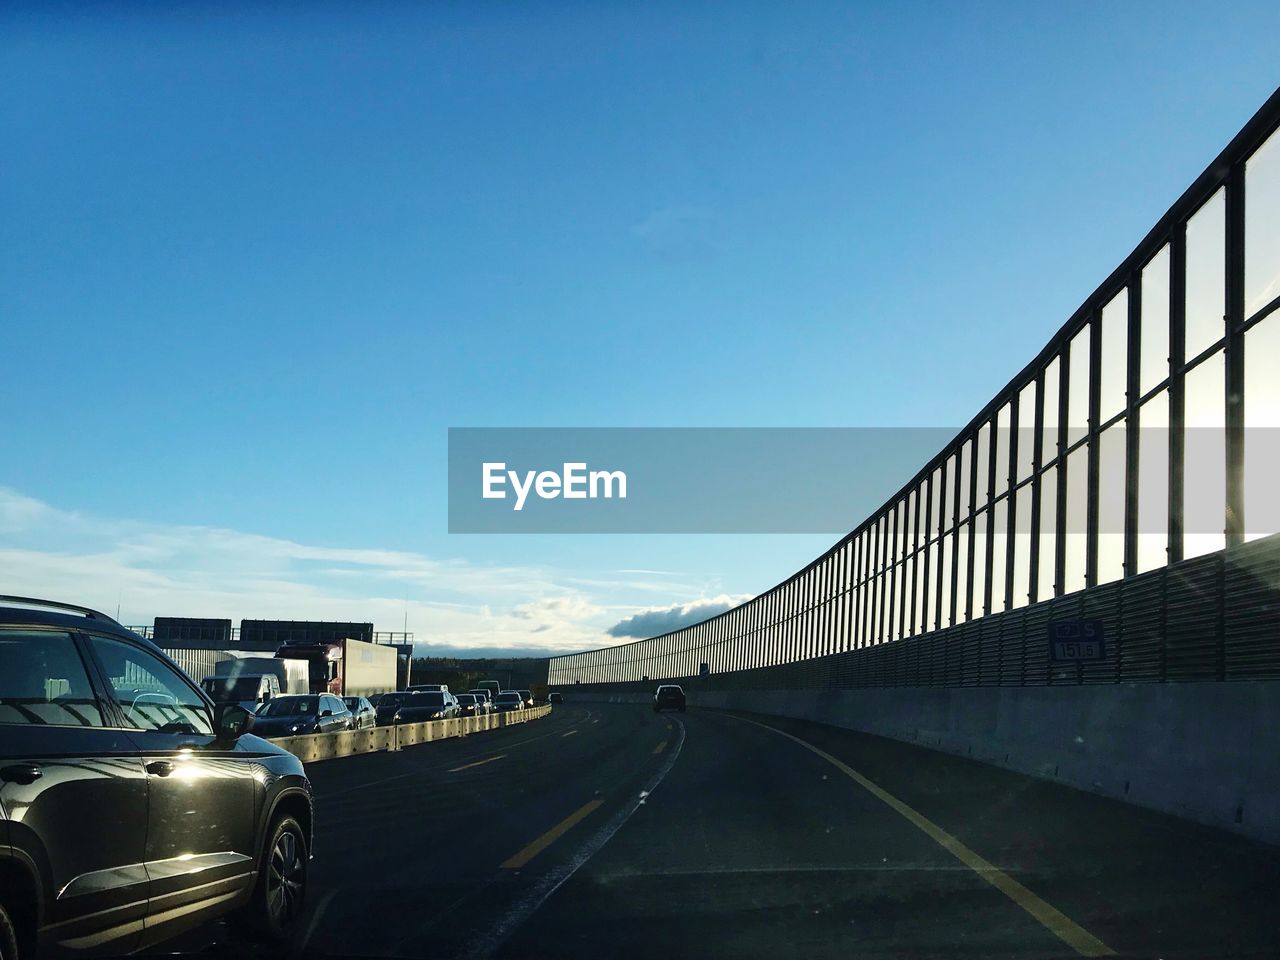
[
  {"left": 214, "top": 704, "right": 254, "bottom": 740},
  {"left": 320, "top": 709, "right": 332, "bottom": 717}
]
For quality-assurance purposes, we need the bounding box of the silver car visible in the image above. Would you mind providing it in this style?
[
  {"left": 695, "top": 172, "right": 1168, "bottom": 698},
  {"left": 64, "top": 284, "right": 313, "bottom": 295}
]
[{"left": 342, "top": 695, "right": 378, "bottom": 729}]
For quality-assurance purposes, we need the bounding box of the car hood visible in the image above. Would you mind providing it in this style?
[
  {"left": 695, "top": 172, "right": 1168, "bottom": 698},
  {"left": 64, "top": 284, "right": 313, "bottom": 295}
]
[{"left": 251, "top": 716, "right": 317, "bottom": 736}]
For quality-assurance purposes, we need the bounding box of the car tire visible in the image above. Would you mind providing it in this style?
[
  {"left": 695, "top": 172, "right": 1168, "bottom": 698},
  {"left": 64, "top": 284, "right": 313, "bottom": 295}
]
[
  {"left": 233, "top": 814, "right": 308, "bottom": 944},
  {"left": 0, "top": 900, "right": 19, "bottom": 960}
]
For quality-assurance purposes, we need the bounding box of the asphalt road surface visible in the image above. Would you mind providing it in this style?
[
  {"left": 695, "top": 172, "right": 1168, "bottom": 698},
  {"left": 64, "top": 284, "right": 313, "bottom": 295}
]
[{"left": 159, "top": 702, "right": 1280, "bottom": 960}]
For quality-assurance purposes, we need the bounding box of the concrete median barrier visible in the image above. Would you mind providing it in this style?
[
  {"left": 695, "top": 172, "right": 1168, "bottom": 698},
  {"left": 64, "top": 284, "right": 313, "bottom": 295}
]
[{"left": 268, "top": 704, "right": 552, "bottom": 764}]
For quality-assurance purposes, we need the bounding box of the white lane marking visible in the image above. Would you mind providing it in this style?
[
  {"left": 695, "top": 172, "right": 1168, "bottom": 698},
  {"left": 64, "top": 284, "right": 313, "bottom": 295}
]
[
  {"left": 321, "top": 714, "right": 589, "bottom": 800},
  {"left": 464, "top": 715, "right": 687, "bottom": 960},
  {"left": 591, "top": 863, "right": 1019, "bottom": 879},
  {"left": 296, "top": 887, "right": 340, "bottom": 954},
  {"left": 560, "top": 730, "right": 578, "bottom": 738}
]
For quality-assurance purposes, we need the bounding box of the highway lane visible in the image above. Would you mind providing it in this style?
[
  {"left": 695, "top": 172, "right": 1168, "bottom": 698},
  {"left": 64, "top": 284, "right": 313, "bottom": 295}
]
[
  {"left": 154, "top": 701, "right": 1280, "bottom": 959},
  {"left": 506, "top": 705, "right": 1280, "bottom": 960},
  {"left": 152, "top": 703, "right": 678, "bottom": 958},
  {"left": 295, "top": 703, "right": 676, "bottom": 958}
]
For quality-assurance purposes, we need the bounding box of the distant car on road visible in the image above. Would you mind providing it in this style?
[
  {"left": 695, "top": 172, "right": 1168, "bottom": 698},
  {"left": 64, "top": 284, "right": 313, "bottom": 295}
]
[
  {"left": 392, "top": 691, "right": 458, "bottom": 723},
  {"left": 455, "top": 693, "right": 485, "bottom": 717},
  {"left": 343, "top": 695, "right": 377, "bottom": 729},
  {"left": 254, "top": 693, "right": 354, "bottom": 735},
  {"left": 375, "top": 691, "right": 414, "bottom": 725},
  {"left": 493, "top": 691, "right": 524, "bottom": 712},
  {"left": 467, "top": 688, "right": 492, "bottom": 703},
  {"left": 653, "top": 685, "right": 686, "bottom": 713},
  {"left": 517, "top": 689, "right": 535, "bottom": 708},
  {"left": 548, "top": 691, "right": 564, "bottom": 704},
  {"left": 0, "top": 597, "right": 314, "bottom": 955},
  {"left": 408, "top": 684, "right": 448, "bottom": 693}
]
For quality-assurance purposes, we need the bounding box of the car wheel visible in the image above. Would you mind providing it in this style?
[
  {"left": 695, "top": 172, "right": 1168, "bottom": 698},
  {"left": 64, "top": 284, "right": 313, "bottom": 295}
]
[
  {"left": 0, "top": 900, "right": 19, "bottom": 960},
  {"left": 234, "top": 814, "right": 308, "bottom": 944}
]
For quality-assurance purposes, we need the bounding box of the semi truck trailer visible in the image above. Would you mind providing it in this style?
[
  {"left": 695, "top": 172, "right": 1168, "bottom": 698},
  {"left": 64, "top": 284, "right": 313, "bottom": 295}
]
[
  {"left": 275, "top": 636, "right": 397, "bottom": 697},
  {"left": 213, "top": 652, "right": 310, "bottom": 694}
]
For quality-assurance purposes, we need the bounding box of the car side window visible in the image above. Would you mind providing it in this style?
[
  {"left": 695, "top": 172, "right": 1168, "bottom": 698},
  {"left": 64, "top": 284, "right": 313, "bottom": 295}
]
[
  {"left": 87, "top": 635, "right": 214, "bottom": 736},
  {"left": 0, "top": 630, "right": 105, "bottom": 727}
]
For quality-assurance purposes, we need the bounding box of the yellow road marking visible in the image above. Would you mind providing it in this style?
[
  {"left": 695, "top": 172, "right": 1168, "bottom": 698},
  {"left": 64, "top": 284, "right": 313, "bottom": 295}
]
[
  {"left": 653, "top": 740, "right": 668, "bottom": 755},
  {"left": 736, "top": 716, "right": 1114, "bottom": 958},
  {"left": 501, "top": 799, "right": 604, "bottom": 869},
  {"left": 560, "top": 730, "right": 578, "bottom": 738},
  {"left": 447, "top": 754, "right": 506, "bottom": 773}
]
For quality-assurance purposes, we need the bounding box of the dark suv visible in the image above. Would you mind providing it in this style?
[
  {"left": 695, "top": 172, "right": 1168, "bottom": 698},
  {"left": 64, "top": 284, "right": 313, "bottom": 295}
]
[
  {"left": 0, "top": 598, "right": 313, "bottom": 958},
  {"left": 653, "top": 684, "right": 686, "bottom": 713}
]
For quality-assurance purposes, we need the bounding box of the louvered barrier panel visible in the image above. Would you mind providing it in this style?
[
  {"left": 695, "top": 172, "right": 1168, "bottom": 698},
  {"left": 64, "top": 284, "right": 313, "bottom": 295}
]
[
  {"left": 1081, "top": 582, "right": 1122, "bottom": 683},
  {"left": 957, "top": 632, "right": 969, "bottom": 686},
  {"left": 932, "top": 633, "right": 951, "bottom": 687},
  {"left": 884, "top": 639, "right": 903, "bottom": 687},
  {"left": 563, "top": 537, "right": 1280, "bottom": 694},
  {"left": 1021, "top": 604, "right": 1050, "bottom": 685},
  {"left": 832, "top": 649, "right": 855, "bottom": 688},
  {"left": 868, "top": 645, "right": 888, "bottom": 687},
  {"left": 1165, "top": 554, "right": 1223, "bottom": 681},
  {"left": 1120, "top": 569, "right": 1165, "bottom": 681},
  {"left": 1224, "top": 537, "right": 1280, "bottom": 679},
  {"left": 991, "top": 613, "right": 1017, "bottom": 685},
  {"left": 902, "top": 638, "right": 920, "bottom": 687}
]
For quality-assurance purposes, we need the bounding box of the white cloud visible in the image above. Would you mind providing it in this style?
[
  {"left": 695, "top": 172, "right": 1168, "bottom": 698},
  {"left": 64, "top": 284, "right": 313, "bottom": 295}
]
[
  {"left": 0, "top": 488, "right": 738, "bottom": 658},
  {"left": 606, "top": 594, "right": 753, "bottom": 638}
]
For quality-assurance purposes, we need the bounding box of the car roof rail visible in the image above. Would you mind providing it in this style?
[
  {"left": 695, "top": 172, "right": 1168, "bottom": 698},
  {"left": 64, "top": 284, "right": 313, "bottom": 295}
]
[{"left": 0, "top": 595, "right": 123, "bottom": 625}]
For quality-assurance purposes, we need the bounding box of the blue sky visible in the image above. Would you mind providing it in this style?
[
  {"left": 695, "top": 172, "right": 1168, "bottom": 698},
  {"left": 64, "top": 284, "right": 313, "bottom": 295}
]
[{"left": 2, "top": 1, "right": 1278, "bottom": 655}]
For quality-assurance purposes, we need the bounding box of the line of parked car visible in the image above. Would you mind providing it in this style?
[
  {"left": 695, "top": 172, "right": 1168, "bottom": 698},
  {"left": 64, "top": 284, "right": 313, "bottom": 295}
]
[
  {"left": 243, "top": 685, "right": 544, "bottom": 735},
  {"left": 0, "top": 597, "right": 564, "bottom": 960}
]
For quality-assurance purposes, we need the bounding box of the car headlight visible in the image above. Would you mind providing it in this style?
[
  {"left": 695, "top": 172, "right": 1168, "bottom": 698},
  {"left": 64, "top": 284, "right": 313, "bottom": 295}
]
[{"left": 289, "top": 723, "right": 302, "bottom": 734}]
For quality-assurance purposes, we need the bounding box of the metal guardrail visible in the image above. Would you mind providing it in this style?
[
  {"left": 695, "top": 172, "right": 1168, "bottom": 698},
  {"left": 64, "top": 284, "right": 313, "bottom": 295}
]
[{"left": 267, "top": 705, "right": 552, "bottom": 763}]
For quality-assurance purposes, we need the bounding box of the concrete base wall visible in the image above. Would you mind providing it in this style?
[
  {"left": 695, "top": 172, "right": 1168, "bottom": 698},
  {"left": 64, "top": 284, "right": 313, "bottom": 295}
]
[
  {"left": 589, "top": 684, "right": 1280, "bottom": 846},
  {"left": 270, "top": 704, "right": 552, "bottom": 764}
]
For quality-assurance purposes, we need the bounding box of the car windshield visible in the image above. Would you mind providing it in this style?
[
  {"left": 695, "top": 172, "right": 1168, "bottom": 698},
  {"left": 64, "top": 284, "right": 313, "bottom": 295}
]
[
  {"left": 201, "top": 677, "right": 261, "bottom": 700},
  {"left": 257, "top": 697, "right": 317, "bottom": 717},
  {"left": 407, "top": 693, "right": 446, "bottom": 707},
  {"left": 12, "top": 9, "right": 1280, "bottom": 960}
]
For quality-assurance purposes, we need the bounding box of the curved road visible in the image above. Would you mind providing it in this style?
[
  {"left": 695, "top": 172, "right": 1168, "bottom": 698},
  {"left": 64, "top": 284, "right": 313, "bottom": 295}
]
[{"left": 166, "top": 702, "right": 1279, "bottom": 959}]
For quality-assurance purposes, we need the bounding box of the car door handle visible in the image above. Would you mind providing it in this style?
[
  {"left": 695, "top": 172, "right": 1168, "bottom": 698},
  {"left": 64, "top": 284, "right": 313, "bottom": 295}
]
[
  {"left": 145, "top": 760, "right": 174, "bottom": 777},
  {"left": 0, "top": 763, "right": 42, "bottom": 785}
]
